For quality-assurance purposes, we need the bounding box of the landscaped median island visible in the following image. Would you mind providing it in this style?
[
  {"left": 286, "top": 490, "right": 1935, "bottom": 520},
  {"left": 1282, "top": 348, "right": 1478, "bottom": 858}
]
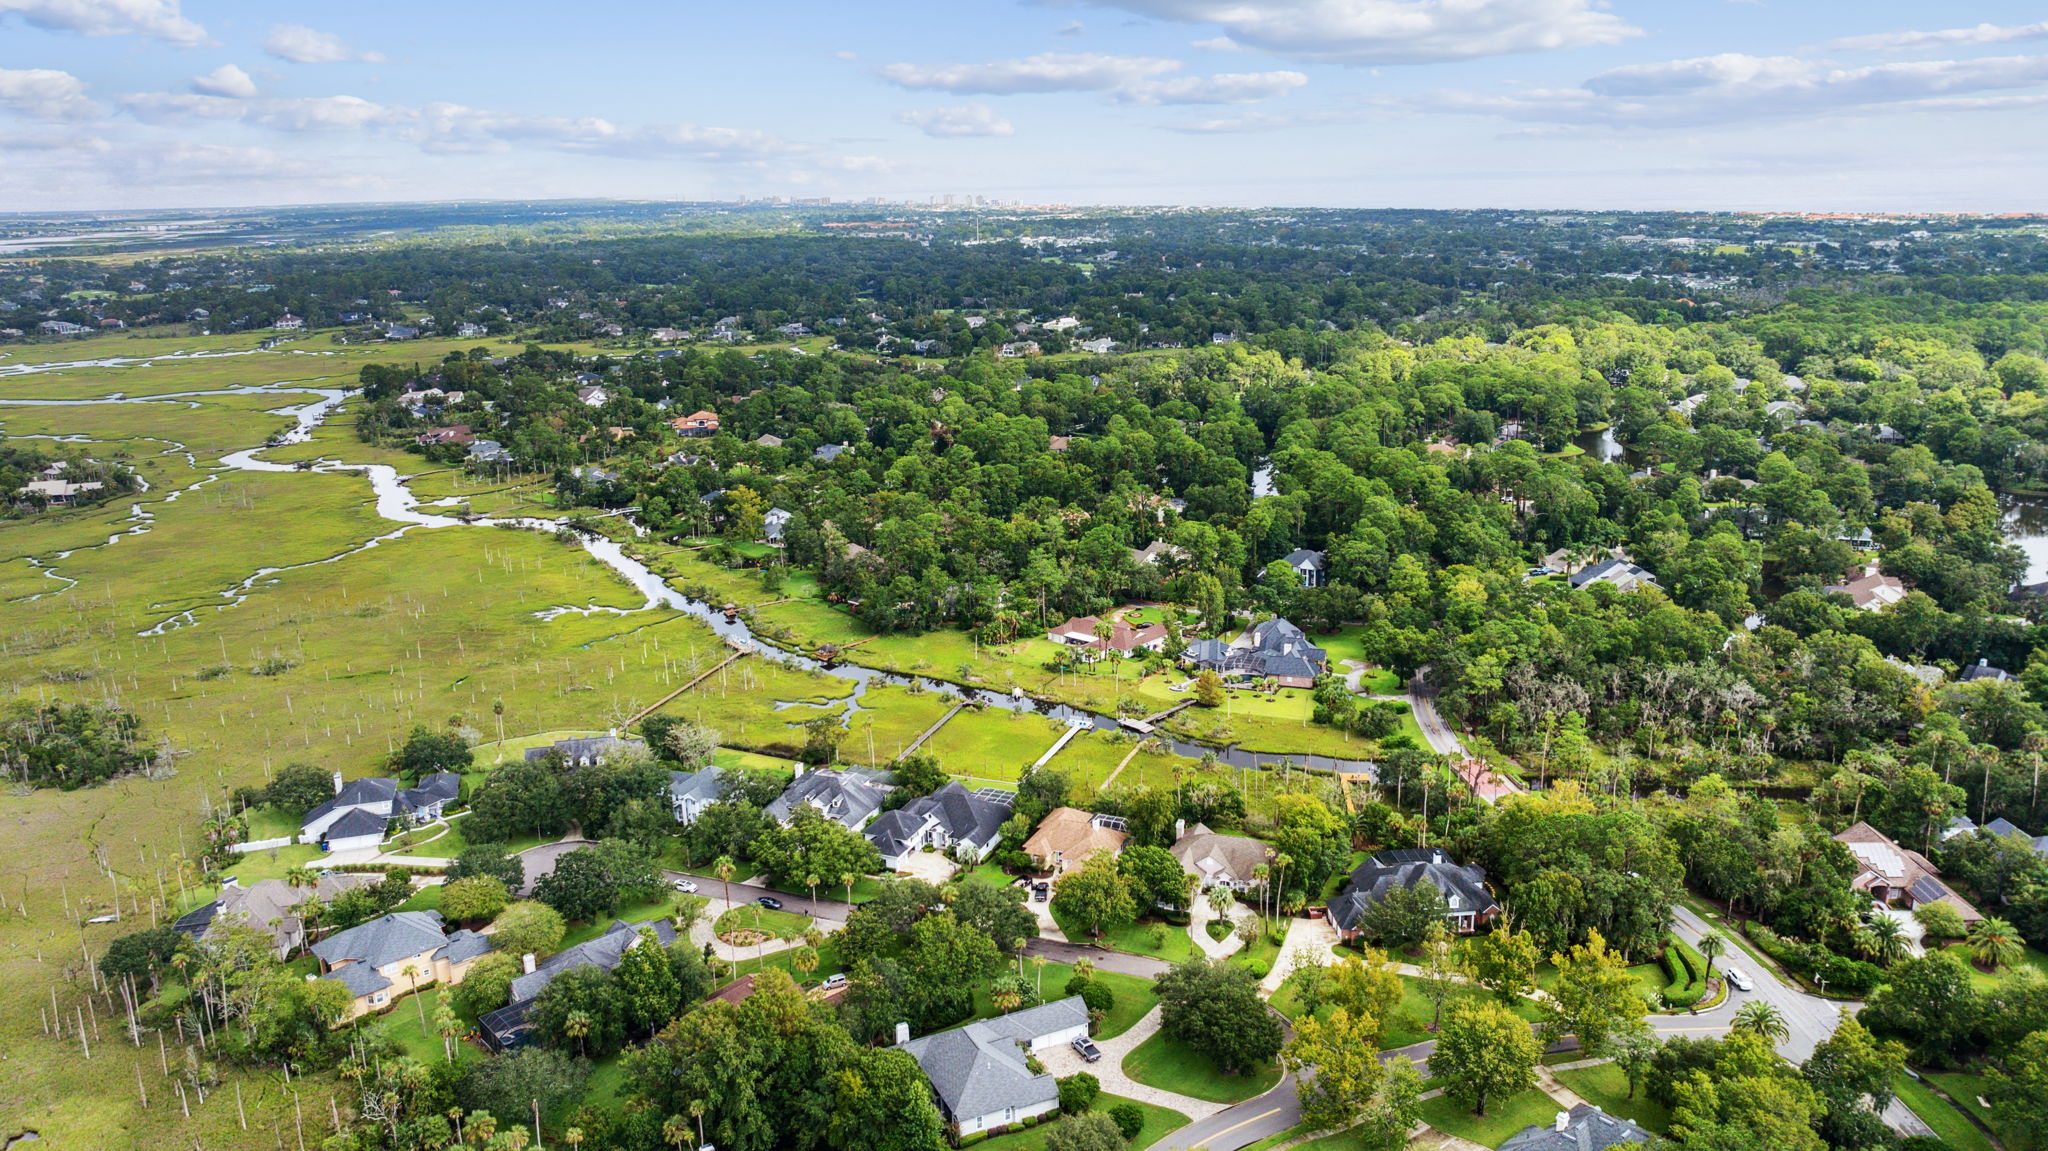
[{"left": 1121, "top": 1028, "right": 1282, "bottom": 1104}]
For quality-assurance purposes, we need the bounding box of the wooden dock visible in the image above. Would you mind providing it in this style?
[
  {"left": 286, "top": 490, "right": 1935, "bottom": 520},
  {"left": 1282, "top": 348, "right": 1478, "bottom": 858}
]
[
  {"left": 626, "top": 642, "right": 751, "bottom": 726},
  {"left": 900, "top": 701, "right": 967, "bottom": 756}
]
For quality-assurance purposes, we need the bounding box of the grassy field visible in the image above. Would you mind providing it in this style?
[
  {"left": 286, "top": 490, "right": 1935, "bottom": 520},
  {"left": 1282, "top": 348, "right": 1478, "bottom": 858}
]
[
  {"left": 1050, "top": 908, "right": 1198, "bottom": 964},
  {"left": 972, "top": 1093, "right": 1189, "bottom": 1151},
  {"left": 0, "top": 332, "right": 756, "bottom": 1149},
  {"left": 1922, "top": 1070, "right": 2033, "bottom": 1150},
  {"left": 1416, "top": 1086, "right": 1559, "bottom": 1146},
  {"left": 1893, "top": 1073, "right": 1992, "bottom": 1151},
  {"left": 714, "top": 905, "right": 813, "bottom": 940},
  {"left": 1121, "top": 1029, "right": 1280, "bottom": 1103},
  {"left": 921, "top": 707, "right": 1071, "bottom": 780},
  {"left": 1553, "top": 1062, "right": 1668, "bottom": 1134}
]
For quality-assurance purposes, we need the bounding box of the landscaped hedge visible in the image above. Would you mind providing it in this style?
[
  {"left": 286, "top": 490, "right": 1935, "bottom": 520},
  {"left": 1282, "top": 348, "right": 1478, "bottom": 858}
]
[
  {"left": 1742, "top": 923, "right": 1884, "bottom": 997},
  {"left": 1660, "top": 936, "right": 1708, "bottom": 1008}
]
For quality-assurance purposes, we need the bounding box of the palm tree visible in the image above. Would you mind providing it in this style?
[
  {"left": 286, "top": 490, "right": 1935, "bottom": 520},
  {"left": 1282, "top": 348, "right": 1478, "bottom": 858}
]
[
  {"left": 284, "top": 866, "right": 317, "bottom": 891},
  {"left": 1866, "top": 915, "right": 1908, "bottom": 965},
  {"left": 1271, "top": 853, "right": 1293, "bottom": 918},
  {"left": 564, "top": 1128, "right": 584, "bottom": 1151},
  {"left": 433, "top": 1001, "right": 461, "bottom": 1062},
  {"left": 992, "top": 985, "right": 1021, "bottom": 1015},
  {"left": 805, "top": 873, "right": 820, "bottom": 905},
  {"left": 689, "top": 1099, "right": 707, "bottom": 1147},
  {"left": 564, "top": 1009, "right": 593, "bottom": 1059},
  {"left": 1732, "top": 1001, "right": 1789, "bottom": 1045},
  {"left": 714, "top": 855, "right": 736, "bottom": 913},
  {"left": 1032, "top": 954, "right": 1048, "bottom": 998},
  {"left": 792, "top": 946, "right": 819, "bottom": 985},
  {"left": 1074, "top": 957, "right": 1095, "bottom": 984},
  {"left": 470, "top": 1111, "right": 499, "bottom": 1146},
  {"left": 841, "top": 871, "right": 857, "bottom": 906},
  {"left": 1696, "top": 932, "right": 1725, "bottom": 983},
  {"left": 1968, "top": 917, "right": 2024, "bottom": 971},
  {"left": 1251, "top": 864, "right": 1270, "bottom": 920},
  {"left": 401, "top": 962, "right": 428, "bottom": 1033},
  {"left": 663, "top": 1112, "right": 693, "bottom": 1151}
]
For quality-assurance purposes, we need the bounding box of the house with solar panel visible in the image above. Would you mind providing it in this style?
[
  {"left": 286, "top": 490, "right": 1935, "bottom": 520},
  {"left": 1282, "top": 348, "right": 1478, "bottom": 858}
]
[
  {"left": 1836, "top": 822, "right": 1983, "bottom": 923},
  {"left": 865, "top": 782, "right": 1012, "bottom": 870}
]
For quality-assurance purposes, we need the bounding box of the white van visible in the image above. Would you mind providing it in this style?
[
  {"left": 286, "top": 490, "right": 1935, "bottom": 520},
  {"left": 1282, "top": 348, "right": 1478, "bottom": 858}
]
[{"left": 1725, "top": 968, "right": 1753, "bottom": 992}]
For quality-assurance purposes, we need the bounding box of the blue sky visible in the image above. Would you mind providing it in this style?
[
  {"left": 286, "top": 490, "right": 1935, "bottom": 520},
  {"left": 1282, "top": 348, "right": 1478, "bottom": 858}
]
[{"left": 2, "top": 0, "right": 2046, "bottom": 212}]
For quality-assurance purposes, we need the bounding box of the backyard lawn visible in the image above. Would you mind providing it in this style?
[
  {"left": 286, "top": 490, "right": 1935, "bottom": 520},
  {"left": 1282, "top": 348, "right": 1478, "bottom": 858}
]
[
  {"left": 1553, "top": 1062, "right": 1669, "bottom": 1134},
  {"left": 223, "top": 843, "right": 325, "bottom": 884},
  {"left": 365, "top": 986, "right": 473, "bottom": 1067},
  {"left": 1416, "top": 1086, "right": 1559, "bottom": 1147},
  {"left": 1122, "top": 1030, "right": 1280, "bottom": 1103},
  {"left": 969, "top": 962, "right": 1158, "bottom": 1039}
]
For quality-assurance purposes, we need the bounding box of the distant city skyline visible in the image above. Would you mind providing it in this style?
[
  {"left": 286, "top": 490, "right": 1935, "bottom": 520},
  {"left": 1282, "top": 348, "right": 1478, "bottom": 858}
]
[{"left": 2, "top": 0, "right": 2046, "bottom": 212}]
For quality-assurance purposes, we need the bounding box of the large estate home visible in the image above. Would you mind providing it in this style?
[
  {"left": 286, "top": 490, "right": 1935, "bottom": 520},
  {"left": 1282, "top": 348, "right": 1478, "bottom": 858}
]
[
  {"left": 766, "top": 767, "right": 892, "bottom": 830},
  {"left": 866, "top": 781, "right": 1012, "bottom": 870},
  {"left": 312, "top": 911, "right": 492, "bottom": 1021},
  {"left": 1836, "top": 822, "right": 1982, "bottom": 923},
  {"left": 1328, "top": 848, "right": 1500, "bottom": 941},
  {"left": 1182, "top": 617, "right": 1327, "bottom": 689},
  {"left": 1021, "top": 807, "right": 1127, "bottom": 874},
  {"left": 898, "top": 997, "right": 1092, "bottom": 1137},
  {"left": 302, "top": 771, "right": 461, "bottom": 851},
  {"left": 479, "top": 919, "right": 678, "bottom": 1050},
  {"left": 1170, "top": 821, "right": 1275, "bottom": 891}
]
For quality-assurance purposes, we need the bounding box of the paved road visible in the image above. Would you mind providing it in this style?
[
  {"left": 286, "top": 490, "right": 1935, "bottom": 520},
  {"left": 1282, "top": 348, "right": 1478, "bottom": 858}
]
[
  {"left": 662, "top": 868, "right": 850, "bottom": 927},
  {"left": 1406, "top": 671, "right": 1467, "bottom": 758},
  {"left": 1670, "top": 903, "right": 1848, "bottom": 1064},
  {"left": 1024, "top": 937, "right": 1173, "bottom": 978}
]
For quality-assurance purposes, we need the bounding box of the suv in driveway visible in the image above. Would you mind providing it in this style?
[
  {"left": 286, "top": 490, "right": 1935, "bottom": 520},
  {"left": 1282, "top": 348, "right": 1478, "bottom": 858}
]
[{"left": 1071, "top": 1036, "right": 1102, "bottom": 1062}]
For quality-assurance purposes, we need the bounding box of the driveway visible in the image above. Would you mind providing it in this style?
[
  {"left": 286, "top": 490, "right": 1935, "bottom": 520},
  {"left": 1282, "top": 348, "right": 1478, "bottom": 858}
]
[
  {"left": 1406, "top": 671, "right": 1467, "bottom": 758},
  {"left": 1024, "top": 937, "right": 1171, "bottom": 979},
  {"left": 1262, "top": 915, "right": 1339, "bottom": 992},
  {"left": 1036, "top": 1006, "right": 1228, "bottom": 1122}
]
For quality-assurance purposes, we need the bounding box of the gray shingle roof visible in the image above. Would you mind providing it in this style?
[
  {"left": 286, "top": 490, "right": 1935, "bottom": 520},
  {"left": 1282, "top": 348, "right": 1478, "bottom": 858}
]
[
  {"left": 303, "top": 777, "right": 398, "bottom": 827},
  {"left": 507, "top": 919, "right": 676, "bottom": 1004},
  {"left": 668, "top": 765, "right": 726, "bottom": 808},
  {"left": 868, "top": 782, "right": 1011, "bottom": 858},
  {"left": 767, "top": 768, "right": 890, "bottom": 827},
  {"left": 398, "top": 771, "right": 460, "bottom": 812},
  {"left": 323, "top": 961, "right": 392, "bottom": 998},
  {"left": 1283, "top": 548, "right": 1326, "bottom": 570},
  {"left": 325, "top": 807, "right": 388, "bottom": 840},
  {"left": 1497, "top": 1104, "right": 1650, "bottom": 1151},
  {"left": 312, "top": 911, "right": 449, "bottom": 970},
  {"left": 899, "top": 997, "right": 1087, "bottom": 1121},
  {"left": 1328, "top": 849, "right": 1498, "bottom": 933}
]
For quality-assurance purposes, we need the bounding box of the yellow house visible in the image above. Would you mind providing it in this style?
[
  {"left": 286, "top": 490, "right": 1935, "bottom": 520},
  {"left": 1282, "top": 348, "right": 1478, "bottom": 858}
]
[{"left": 311, "top": 910, "right": 493, "bottom": 1021}]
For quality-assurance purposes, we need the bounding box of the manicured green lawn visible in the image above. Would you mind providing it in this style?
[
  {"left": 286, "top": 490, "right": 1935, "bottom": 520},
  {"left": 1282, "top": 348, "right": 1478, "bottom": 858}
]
[
  {"left": 559, "top": 893, "right": 680, "bottom": 949},
  {"left": 718, "top": 941, "right": 845, "bottom": 987},
  {"left": 922, "top": 707, "right": 1069, "bottom": 780},
  {"left": 1944, "top": 942, "right": 2048, "bottom": 991},
  {"left": 714, "top": 904, "right": 812, "bottom": 939},
  {"left": 1893, "top": 1073, "right": 1992, "bottom": 1151},
  {"left": 711, "top": 746, "right": 798, "bottom": 774},
  {"left": 364, "top": 986, "right": 473, "bottom": 1067},
  {"left": 1051, "top": 907, "right": 1197, "bottom": 964},
  {"left": 1122, "top": 1029, "right": 1280, "bottom": 1103},
  {"left": 1416, "top": 1085, "right": 1559, "bottom": 1146},
  {"left": 972, "top": 1093, "right": 1190, "bottom": 1151},
  {"left": 224, "top": 842, "right": 325, "bottom": 883},
  {"left": 1554, "top": 1062, "right": 1668, "bottom": 1134},
  {"left": 969, "top": 962, "right": 1157, "bottom": 1040},
  {"left": 1923, "top": 1070, "right": 2032, "bottom": 1150},
  {"left": 384, "top": 817, "right": 469, "bottom": 858},
  {"left": 240, "top": 804, "right": 302, "bottom": 841}
]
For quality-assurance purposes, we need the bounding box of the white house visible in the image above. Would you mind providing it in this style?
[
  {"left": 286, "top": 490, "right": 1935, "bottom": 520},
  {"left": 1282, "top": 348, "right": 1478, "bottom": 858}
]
[
  {"left": 865, "top": 782, "right": 1012, "bottom": 870},
  {"left": 899, "top": 997, "right": 1091, "bottom": 1136},
  {"left": 302, "top": 771, "right": 460, "bottom": 849},
  {"left": 766, "top": 768, "right": 891, "bottom": 830},
  {"left": 575, "top": 384, "right": 609, "bottom": 407},
  {"left": 1283, "top": 548, "right": 1327, "bottom": 588},
  {"left": 668, "top": 765, "right": 727, "bottom": 825},
  {"left": 764, "top": 507, "right": 793, "bottom": 542}
]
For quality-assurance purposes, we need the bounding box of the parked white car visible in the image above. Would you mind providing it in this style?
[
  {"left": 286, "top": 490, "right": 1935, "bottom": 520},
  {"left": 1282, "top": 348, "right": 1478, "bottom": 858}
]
[
  {"left": 1725, "top": 968, "right": 1753, "bottom": 992},
  {"left": 672, "top": 878, "right": 699, "bottom": 893}
]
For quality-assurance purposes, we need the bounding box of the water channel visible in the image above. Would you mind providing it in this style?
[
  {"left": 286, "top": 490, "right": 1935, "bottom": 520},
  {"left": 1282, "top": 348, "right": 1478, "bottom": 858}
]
[{"left": 11, "top": 367, "right": 1378, "bottom": 775}]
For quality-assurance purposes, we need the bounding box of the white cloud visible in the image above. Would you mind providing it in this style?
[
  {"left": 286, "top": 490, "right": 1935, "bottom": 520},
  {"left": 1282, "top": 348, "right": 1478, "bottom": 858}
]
[
  {"left": 0, "top": 67, "right": 98, "bottom": 120},
  {"left": 1415, "top": 51, "right": 2048, "bottom": 129},
  {"left": 1057, "top": 20, "right": 1085, "bottom": 36},
  {"left": 880, "top": 52, "right": 1180, "bottom": 95},
  {"left": 1828, "top": 22, "right": 2048, "bottom": 53},
  {"left": 0, "top": 0, "right": 206, "bottom": 46},
  {"left": 1116, "top": 69, "right": 1307, "bottom": 104},
  {"left": 1084, "top": 0, "right": 1639, "bottom": 65},
  {"left": 899, "top": 104, "right": 1016, "bottom": 137},
  {"left": 190, "top": 64, "right": 257, "bottom": 99},
  {"left": 263, "top": 24, "right": 384, "bottom": 64}
]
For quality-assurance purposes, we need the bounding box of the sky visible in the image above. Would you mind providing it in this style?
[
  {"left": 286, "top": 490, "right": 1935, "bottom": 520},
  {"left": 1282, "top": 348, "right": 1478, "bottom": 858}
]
[{"left": 2, "top": 0, "right": 2047, "bottom": 213}]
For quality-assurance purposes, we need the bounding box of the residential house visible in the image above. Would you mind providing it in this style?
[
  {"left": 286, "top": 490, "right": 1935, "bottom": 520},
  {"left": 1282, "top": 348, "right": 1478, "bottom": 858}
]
[
  {"left": 1181, "top": 617, "right": 1327, "bottom": 689},
  {"left": 1283, "top": 548, "right": 1327, "bottom": 588},
  {"left": 1170, "top": 822, "right": 1274, "bottom": 891},
  {"left": 1825, "top": 566, "right": 1908, "bottom": 612},
  {"left": 1076, "top": 337, "right": 1116, "bottom": 355},
  {"left": 998, "top": 341, "right": 1041, "bottom": 358},
  {"left": 1022, "top": 807, "right": 1128, "bottom": 874},
  {"left": 21, "top": 479, "right": 104, "bottom": 505},
  {"left": 1048, "top": 435, "right": 1071, "bottom": 452},
  {"left": 1961, "top": 659, "right": 2015, "bottom": 683},
  {"left": 668, "top": 765, "right": 727, "bottom": 825},
  {"left": 1328, "top": 848, "right": 1501, "bottom": 941},
  {"left": 1943, "top": 815, "right": 2048, "bottom": 858},
  {"left": 468, "top": 440, "right": 512, "bottom": 464},
  {"left": 575, "top": 384, "right": 610, "bottom": 407},
  {"left": 672, "top": 410, "right": 720, "bottom": 437},
  {"left": 814, "top": 442, "right": 852, "bottom": 463},
  {"left": 899, "top": 996, "right": 1091, "bottom": 1137},
  {"left": 1498, "top": 1105, "right": 1651, "bottom": 1151},
  {"left": 1834, "top": 822, "right": 1983, "bottom": 923},
  {"left": 1130, "top": 540, "right": 1188, "bottom": 567},
  {"left": 652, "top": 327, "right": 688, "bottom": 342},
  {"left": 1571, "top": 559, "right": 1658, "bottom": 593},
  {"left": 172, "top": 873, "right": 381, "bottom": 960},
  {"left": 525, "top": 735, "right": 647, "bottom": 767},
  {"left": 478, "top": 918, "right": 677, "bottom": 1050},
  {"left": 754, "top": 433, "right": 785, "bottom": 448},
  {"left": 273, "top": 313, "right": 304, "bottom": 331},
  {"left": 763, "top": 507, "right": 793, "bottom": 542},
  {"left": 1046, "top": 615, "right": 1169, "bottom": 657},
  {"left": 866, "top": 782, "right": 1013, "bottom": 870},
  {"left": 766, "top": 768, "right": 892, "bottom": 830},
  {"left": 301, "top": 771, "right": 461, "bottom": 850},
  {"left": 313, "top": 911, "right": 492, "bottom": 1020},
  {"left": 382, "top": 324, "right": 420, "bottom": 341},
  {"left": 415, "top": 425, "right": 474, "bottom": 447}
]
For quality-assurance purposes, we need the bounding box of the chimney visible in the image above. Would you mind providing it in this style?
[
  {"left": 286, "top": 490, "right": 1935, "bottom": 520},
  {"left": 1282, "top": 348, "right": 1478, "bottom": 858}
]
[
  {"left": 894, "top": 1021, "right": 911, "bottom": 1046},
  {"left": 1554, "top": 1111, "right": 1571, "bottom": 1133},
  {"left": 1174, "top": 819, "right": 1185, "bottom": 842},
  {"left": 332, "top": 770, "right": 345, "bottom": 796},
  {"left": 522, "top": 953, "right": 537, "bottom": 975}
]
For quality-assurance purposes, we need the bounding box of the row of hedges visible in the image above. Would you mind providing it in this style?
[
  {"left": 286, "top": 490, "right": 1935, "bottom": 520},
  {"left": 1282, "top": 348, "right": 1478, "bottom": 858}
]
[
  {"left": 1743, "top": 923, "right": 1884, "bottom": 997},
  {"left": 1659, "top": 936, "right": 1709, "bottom": 1008}
]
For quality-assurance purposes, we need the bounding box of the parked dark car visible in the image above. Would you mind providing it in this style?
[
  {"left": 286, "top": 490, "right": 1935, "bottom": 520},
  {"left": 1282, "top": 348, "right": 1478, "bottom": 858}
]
[
  {"left": 756, "top": 896, "right": 783, "bottom": 910},
  {"left": 1072, "top": 1036, "right": 1102, "bottom": 1062}
]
